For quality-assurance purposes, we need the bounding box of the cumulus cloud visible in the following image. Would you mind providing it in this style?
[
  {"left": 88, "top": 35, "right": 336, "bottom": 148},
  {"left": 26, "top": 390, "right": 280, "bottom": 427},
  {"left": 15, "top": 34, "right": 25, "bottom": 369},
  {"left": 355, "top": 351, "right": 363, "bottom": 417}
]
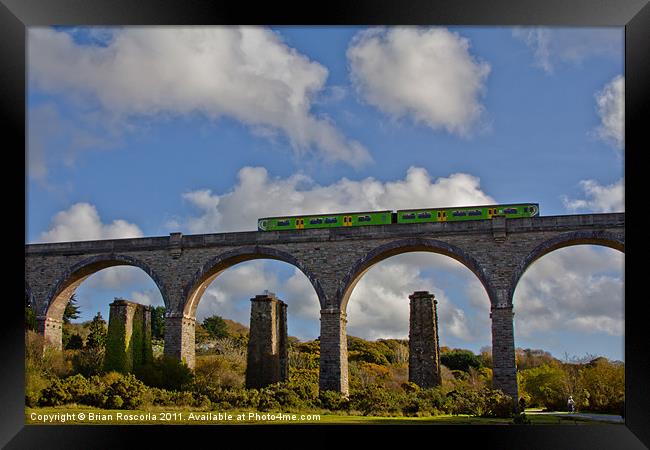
[
  {"left": 514, "top": 246, "right": 624, "bottom": 338},
  {"left": 562, "top": 178, "right": 624, "bottom": 213},
  {"left": 512, "top": 27, "right": 623, "bottom": 74},
  {"left": 347, "top": 27, "right": 490, "bottom": 135},
  {"left": 178, "top": 166, "right": 496, "bottom": 233},
  {"left": 28, "top": 27, "right": 371, "bottom": 167},
  {"left": 36, "top": 202, "right": 145, "bottom": 291},
  {"left": 37, "top": 202, "right": 143, "bottom": 243},
  {"left": 594, "top": 75, "right": 624, "bottom": 150},
  {"left": 347, "top": 254, "right": 481, "bottom": 343}
]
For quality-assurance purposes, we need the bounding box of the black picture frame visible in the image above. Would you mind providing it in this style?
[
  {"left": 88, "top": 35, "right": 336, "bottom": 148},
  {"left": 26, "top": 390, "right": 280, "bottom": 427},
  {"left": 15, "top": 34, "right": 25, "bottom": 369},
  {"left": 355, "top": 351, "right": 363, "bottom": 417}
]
[{"left": 4, "top": 0, "right": 648, "bottom": 448}]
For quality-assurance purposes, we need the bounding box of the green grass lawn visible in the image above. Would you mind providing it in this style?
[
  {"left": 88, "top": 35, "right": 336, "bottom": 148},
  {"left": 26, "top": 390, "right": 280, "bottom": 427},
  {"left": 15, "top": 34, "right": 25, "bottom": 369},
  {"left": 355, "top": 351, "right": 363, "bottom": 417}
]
[{"left": 25, "top": 406, "right": 618, "bottom": 425}]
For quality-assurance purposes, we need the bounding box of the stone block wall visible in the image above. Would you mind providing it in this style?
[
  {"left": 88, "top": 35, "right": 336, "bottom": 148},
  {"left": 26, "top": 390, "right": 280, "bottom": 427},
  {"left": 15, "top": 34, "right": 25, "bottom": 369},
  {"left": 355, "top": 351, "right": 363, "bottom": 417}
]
[
  {"left": 104, "top": 299, "right": 154, "bottom": 373},
  {"left": 408, "top": 291, "right": 441, "bottom": 388},
  {"left": 245, "top": 293, "right": 288, "bottom": 389}
]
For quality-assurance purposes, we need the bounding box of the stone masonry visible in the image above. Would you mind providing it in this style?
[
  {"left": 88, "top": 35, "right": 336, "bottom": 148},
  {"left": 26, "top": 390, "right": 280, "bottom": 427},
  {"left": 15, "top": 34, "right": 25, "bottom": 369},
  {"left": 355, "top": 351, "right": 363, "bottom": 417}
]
[
  {"left": 104, "top": 299, "right": 154, "bottom": 373},
  {"left": 245, "top": 293, "right": 288, "bottom": 389},
  {"left": 25, "top": 212, "right": 624, "bottom": 400},
  {"left": 408, "top": 291, "right": 441, "bottom": 388}
]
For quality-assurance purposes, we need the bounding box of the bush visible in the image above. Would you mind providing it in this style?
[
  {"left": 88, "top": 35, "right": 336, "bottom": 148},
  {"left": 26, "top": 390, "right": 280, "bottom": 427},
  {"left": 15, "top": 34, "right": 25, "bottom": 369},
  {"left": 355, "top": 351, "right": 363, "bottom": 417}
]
[
  {"left": 135, "top": 356, "right": 194, "bottom": 391},
  {"left": 102, "top": 372, "right": 147, "bottom": 409},
  {"left": 319, "top": 390, "right": 349, "bottom": 411},
  {"left": 72, "top": 347, "right": 105, "bottom": 377}
]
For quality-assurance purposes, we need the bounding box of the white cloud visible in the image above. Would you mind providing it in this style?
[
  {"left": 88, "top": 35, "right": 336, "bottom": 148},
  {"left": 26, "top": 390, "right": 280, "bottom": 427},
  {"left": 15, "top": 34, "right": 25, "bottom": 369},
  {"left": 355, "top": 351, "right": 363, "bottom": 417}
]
[
  {"left": 36, "top": 203, "right": 146, "bottom": 291},
  {"left": 179, "top": 166, "right": 496, "bottom": 233},
  {"left": 562, "top": 178, "right": 624, "bottom": 213},
  {"left": 512, "top": 27, "right": 623, "bottom": 74},
  {"left": 514, "top": 246, "right": 624, "bottom": 338},
  {"left": 594, "top": 75, "right": 624, "bottom": 150},
  {"left": 347, "top": 255, "right": 481, "bottom": 343},
  {"left": 37, "top": 202, "right": 143, "bottom": 243},
  {"left": 347, "top": 27, "right": 490, "bottom": 135},
  {"left": 28, "top": 27, "right": 371, "bottom": 167}
]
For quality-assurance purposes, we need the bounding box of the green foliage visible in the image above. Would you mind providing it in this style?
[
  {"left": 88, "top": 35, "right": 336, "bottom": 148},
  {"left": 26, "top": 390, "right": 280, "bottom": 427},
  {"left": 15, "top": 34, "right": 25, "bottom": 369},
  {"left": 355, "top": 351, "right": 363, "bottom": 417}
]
[
  {"left": 72, "top": 347, "right": 105, "bottom": 377},
  {"left": 319, "top": 390, "right": 350, "bottom": 411},
  {"left": 578, "top": 358, "right": 625, "bottom": 413},
  {"left": 202, "top": 315, "right": 230, "bottom": 340},
  {"left": 193, "top": 354, "right": 245, "bottom": 390},
  {"left": 150, "top": 306, "right": 166, "bottom": 340},
  {"left": 25, "top": 305, "right": 37, "bottom": 331},
  {"left": 441, "top": 349, "right": 483, "bottom": 372},
  {"left": 135, "top": 356, "right": 194, "bottom": 391},
  {"left": 65, "top": 334, "right": 84, "bottom": 350},
  {"left": 63, "top": 294, "right": 81, "bottom": 324},
  {"left": 86, "top": 312, "right": 107, "bottom": 349},
  {"left": 518, "top": 363, "right": 569, "bottom": 411}
]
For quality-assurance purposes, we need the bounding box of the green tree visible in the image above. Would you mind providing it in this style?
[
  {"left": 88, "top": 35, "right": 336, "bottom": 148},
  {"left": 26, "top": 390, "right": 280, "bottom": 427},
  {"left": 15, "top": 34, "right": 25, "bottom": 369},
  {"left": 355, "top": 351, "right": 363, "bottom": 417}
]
[
  {"left": 63, "top": 293, "right": 81, "bottom": 324},
  {"left": 441, "top": 349, "right": 483, "bottom": 372},
  {"left": 518, "top": 363, "right": 569, "bottom": 410},
  {"left": 202, "top": 315, "right": 230, "bottom": 339},
  {"left": 65, "top": 333, "right": 84, "bottom": 350},
  {"left": 25, "top": 291, "right": 37, "bottom": 331},
  {"left": 151, "top": 306, "right": 166, "bottom": 339},
  {"left": 86, "top": 312, "right": 107, "bottom": 349}
]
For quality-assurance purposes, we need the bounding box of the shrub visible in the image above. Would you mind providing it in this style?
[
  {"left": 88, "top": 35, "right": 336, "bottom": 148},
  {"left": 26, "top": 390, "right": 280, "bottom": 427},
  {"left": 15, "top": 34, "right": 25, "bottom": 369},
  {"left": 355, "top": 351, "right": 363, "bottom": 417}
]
[
  {"left": 135, "top": 356, "right": 194, "bottom": 391},
  {"left": 319, "top": 390, "right": 349, "bottom": 411},
  {"left": 72, "top": 347, "right": 105, "bottom": 377},
  {"left": 39, "top": 378, "right": 71, "bottom": 406},
  {"left": 102, "top": 372, "right": 147, "bottom": 409}
]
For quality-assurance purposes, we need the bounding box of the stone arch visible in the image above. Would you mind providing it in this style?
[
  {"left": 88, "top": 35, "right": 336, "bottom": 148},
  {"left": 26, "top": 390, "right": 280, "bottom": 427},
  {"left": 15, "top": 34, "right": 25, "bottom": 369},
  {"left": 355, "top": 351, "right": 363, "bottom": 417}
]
[
  {"left": 509, "top": 230, "right": 625, "bottom": 302},
  {"left": 337, "top": 238, "right": 495, "bottom": 312},
  {"left": 43, "top": 254, "right": 169, "bottom": 322},
  {"left": 183, "top": 246, "right": 326, "bottom": 318}
]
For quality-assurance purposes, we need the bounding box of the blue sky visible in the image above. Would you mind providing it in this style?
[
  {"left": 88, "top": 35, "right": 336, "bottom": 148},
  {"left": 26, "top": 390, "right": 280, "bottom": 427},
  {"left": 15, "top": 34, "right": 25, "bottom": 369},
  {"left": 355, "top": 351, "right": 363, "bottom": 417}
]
[{"left": 27, "top": 26, "right": 624, "bottom": 361}]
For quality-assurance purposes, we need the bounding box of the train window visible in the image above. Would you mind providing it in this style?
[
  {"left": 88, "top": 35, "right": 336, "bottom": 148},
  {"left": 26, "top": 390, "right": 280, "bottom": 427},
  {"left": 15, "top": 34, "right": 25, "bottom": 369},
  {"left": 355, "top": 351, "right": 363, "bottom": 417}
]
[
  {"left": 417, "top": 212, "right": 432, "bottom": 219},
  {"left": 523, "top": 207, "right": 529, "bottom": 213},
  {"left": 402, "top": 213, "right": 416, "bottom": 220},
  {"left": 504, "top": 208, "right": 517, "bottom": 214},
  {"left": 468, "top": 210, "right": 482, "bottom": 216},
  {"left": 358, "top": 215, "right": 371, "bottom": 222},
  {"left": 324, "top": 217, "right": 337, "bottom": 224},
  {"left": 277, "top": 220, "right": 290, "bottom": 226},
  {"left": 452, "top": 211, "right": 466, "bottom": 217},
  {"left": 310, "top": 218, "right": 323, "bottom": 225}
]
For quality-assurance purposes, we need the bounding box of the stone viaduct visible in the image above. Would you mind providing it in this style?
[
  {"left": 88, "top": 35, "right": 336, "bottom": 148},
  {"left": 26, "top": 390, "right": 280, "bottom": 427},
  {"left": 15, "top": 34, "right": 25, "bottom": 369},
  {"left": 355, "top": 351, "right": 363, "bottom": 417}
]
[{"left": 24, "top": 212, "right": 624, "bottom": 400}]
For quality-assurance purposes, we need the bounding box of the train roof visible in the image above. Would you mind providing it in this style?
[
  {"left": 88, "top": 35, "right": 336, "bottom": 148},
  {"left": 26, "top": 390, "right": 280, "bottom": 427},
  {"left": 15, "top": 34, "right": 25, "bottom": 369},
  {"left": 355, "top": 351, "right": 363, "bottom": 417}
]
[
  {"left": 396, "top": 203, "right": 539, "bottom": 213},
  {"left": 258, "top": 210, "right": 393, "bottom": 220}
]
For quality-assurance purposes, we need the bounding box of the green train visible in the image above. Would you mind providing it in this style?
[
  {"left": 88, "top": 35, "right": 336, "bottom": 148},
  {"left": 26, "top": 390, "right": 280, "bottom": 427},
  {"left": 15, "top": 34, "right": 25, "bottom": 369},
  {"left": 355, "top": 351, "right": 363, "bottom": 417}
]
[{"left": 257, "top": 203, "right": 539, "bottom": 231}]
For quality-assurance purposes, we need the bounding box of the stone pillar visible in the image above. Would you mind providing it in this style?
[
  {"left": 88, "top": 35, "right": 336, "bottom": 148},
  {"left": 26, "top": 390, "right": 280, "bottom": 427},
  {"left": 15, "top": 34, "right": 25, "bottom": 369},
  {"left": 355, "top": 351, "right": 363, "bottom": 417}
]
[
  {"left": 408, "top": 291, "right": 441, "bottom": 388},
  {"left": 37, "top": 316, "right": 63, "bottom": 351},
  {"left": 246, "top": 293, "right": 289, "bottom": 389},
  {"left": 491, "top": 305, "right": 519, "bottom": 403},
  {"left": 164, "top": 313, "right": 196, "bottom": 369},
  {"left": 319, "top": 308, "right": 349, "bottom": 396},
  {"left": 104, "top": 299, "right": 154, "bottom": 373}
]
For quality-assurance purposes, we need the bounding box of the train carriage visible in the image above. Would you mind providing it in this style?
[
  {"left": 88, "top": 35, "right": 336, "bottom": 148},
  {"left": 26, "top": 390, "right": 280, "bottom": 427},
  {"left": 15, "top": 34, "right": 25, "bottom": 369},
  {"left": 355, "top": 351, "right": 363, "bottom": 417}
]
[
  {"left": 258, "top": 210, "right": 393, "bottom": 231},
  {"left": 395, "top": 203, "right": 539, "bottom": 224}
]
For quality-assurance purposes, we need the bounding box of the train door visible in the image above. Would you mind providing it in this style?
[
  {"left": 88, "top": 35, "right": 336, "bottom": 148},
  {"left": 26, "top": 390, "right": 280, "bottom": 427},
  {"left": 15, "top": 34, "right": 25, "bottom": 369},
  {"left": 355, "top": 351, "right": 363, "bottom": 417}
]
[
  {"left": 296, "top": 218, "right": 304, "bottom": 229},
  {"left": 343, "top": 216, "right": 353, "bottom": 226}
]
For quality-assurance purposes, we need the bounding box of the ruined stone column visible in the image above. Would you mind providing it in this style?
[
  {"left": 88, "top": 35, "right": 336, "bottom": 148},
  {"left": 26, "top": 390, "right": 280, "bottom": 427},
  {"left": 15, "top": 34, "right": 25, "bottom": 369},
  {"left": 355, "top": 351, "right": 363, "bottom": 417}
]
[
  {"left": 491, "top": 304, "right": 519, "bottom": 403},
  {"left": 408, "top": 291, "right": 441, "bottom": 388},
  {"left": 164, "top": 313, "right": 196, "bottom": 369},
  {"left": 36, "top": 316, "right": 63, "bottom": 351},
  {"left": 319, "top": 308, "right": 349, "bottom": 396},
  {"left": 246, "top": 293, "right": 288, "bottom": 389},
  {"left": 104, "top": 299, "right": 153, "bottom": 373}
]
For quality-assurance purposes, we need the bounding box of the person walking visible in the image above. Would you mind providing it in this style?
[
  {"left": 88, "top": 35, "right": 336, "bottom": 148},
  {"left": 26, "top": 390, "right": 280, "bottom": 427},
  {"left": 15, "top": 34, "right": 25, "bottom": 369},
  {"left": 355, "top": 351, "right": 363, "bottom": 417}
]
[{"left": 567, "top": 395, "right": 576, "bottom": 413}]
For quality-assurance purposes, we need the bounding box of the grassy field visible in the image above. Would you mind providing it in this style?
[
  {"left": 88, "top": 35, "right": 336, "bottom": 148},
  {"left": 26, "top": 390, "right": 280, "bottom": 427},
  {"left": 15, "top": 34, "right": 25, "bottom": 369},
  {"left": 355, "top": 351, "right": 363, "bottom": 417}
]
[{"left": 25, "top": 406, "right": 619, "bottom": 425}]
